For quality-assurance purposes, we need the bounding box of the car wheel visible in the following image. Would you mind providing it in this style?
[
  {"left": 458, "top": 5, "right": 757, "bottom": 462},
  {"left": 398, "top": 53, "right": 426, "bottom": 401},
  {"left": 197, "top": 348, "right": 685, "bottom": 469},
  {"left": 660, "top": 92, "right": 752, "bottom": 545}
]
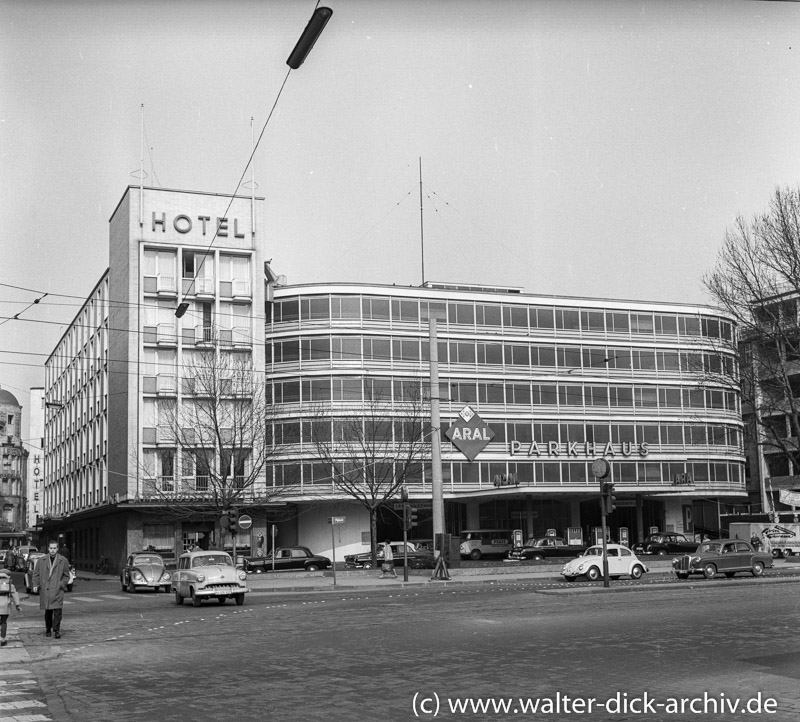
[
  {"left": 784, "top": 549, "right": 794, "bottom": 557},
  {"left": 724, "top": 572, "right": 735, "bottom": 578},
  {"left": 563, "top": 576, "right": 576, "bottom": 582},
  {"left": 675, "top": 573, "right": 688, "bottom": 580},
  {"left": 218, "top": 596, "right": 226, "bottom": 605},
  {"left": 174, "top": 589, "right": 184, "bottom": 606},
  {"left": 772, "top": 549, "right": 782, "bottom": 559},
  {"left": 470, "top": 550, "right": 482, "bottom": 560},
  {"left": 631, "top": 565, "right": 644, "bottom": 580},
  {"left": 191, "top": 589, "right": 201, "bottom": 607},
  {"left": 362, "top": 562, "right": 373, "bottom": 570},
  {"left": 235, "top": 594, "right": 245, "bottom": 606},
  {"left": 306, "top": 564, "right": 319, "bottom": 571},
  {"left": 120, "top": 577, "right": 127, "bottom": 592},
  {"left": 752, "top": 561, "right": 765, "bottom": 577},
  {"left": 66, "top": 583, "right": 73, "bottom": 592},
  {"left": 532, "top": 554, "right": 544, "bottom": 561},
  {"left": 163, "top": 585, "right": 170, "bottom": 593},
  {"left": 657, "top": 549, "right": 667, "bottom": 556},
  {"left": 702, "top": 563, "right": 717, "bottom": 579},
  {"left": 585, "top": 566, "right": 601, "bottom": 582}
]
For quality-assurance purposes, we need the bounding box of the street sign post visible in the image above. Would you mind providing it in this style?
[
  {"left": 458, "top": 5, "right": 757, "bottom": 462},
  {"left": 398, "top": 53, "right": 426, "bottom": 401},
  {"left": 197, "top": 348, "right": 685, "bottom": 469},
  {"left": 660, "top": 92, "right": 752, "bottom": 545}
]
[
  {"left": 328, "top": 516, "right": 345, "bottom": 585},
  {"left": 237, "top": 514, "right": 252, "bottom": 531}
]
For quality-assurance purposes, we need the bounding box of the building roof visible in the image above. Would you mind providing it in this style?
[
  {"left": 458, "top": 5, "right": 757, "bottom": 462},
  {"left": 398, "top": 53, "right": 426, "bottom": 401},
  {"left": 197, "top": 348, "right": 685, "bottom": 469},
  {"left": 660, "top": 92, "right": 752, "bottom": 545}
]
[{"left": 0, "top": 388, "right": 20, "bottom": 407}]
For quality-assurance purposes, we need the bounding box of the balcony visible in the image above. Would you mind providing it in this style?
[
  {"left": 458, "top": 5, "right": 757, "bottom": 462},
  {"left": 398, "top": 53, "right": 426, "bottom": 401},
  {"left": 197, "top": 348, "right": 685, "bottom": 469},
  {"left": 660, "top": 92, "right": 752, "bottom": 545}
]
[
  {"left": 143, "top": 275, "right": 177, "bottom": 297},
  {"left": 182, "top": 277, "right": 214, "bottom": 297},
  {"left": 220, "top": 279, "right": 252, "bottom": 299}
]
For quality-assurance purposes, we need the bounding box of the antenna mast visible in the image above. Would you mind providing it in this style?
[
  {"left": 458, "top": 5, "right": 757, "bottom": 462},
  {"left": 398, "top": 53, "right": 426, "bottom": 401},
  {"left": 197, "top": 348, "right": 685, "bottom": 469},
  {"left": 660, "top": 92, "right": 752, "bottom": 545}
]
[
  {"left": 139, "top": 104, "right": 144, "bottom": 227},
  {"left": 250, "top": 116, "right": 256, "bottom": 239},
  {"left": 419, "top": 157, "right": 425, "bottom": 286}
]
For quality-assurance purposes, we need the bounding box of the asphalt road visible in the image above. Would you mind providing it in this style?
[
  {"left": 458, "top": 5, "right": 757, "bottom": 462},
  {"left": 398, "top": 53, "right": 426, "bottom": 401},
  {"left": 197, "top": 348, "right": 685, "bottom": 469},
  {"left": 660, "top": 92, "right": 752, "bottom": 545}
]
[{"left": 9, "top": 574, "right": 800, "bottom": 722}]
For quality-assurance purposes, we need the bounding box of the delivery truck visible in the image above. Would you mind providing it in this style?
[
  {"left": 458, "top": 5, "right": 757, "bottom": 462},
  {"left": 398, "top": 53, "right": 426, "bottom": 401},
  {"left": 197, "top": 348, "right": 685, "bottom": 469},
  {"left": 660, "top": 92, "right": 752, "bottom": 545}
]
[{"left": 728, "top": 522, "right": 800, "bottom": 559}]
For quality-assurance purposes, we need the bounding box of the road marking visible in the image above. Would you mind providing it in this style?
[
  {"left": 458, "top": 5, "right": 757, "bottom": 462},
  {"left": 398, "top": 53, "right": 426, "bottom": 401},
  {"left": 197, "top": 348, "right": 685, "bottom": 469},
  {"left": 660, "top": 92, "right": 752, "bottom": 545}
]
[
  {"left": 65, "top": 596, "right": 102, "bottom": 603},
  {"left": 99, "top": 594, "right": 133, "bottom": 600}
]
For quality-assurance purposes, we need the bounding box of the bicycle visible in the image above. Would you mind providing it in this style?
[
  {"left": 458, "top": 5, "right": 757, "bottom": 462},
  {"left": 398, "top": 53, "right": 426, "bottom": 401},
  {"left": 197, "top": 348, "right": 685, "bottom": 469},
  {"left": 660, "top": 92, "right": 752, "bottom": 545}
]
[{"left": 95, "top": 555, "right": 109, "bottom": 575}]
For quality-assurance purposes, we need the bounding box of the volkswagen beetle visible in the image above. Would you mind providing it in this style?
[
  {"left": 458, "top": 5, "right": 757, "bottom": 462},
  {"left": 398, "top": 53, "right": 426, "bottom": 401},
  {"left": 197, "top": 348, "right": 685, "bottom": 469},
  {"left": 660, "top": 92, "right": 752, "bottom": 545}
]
[
  {"left": 121, "top": 552, "right": 172, "bottom": 593},
  {"left": 561, "top": 544, "right": 648, "bottom": 582}
]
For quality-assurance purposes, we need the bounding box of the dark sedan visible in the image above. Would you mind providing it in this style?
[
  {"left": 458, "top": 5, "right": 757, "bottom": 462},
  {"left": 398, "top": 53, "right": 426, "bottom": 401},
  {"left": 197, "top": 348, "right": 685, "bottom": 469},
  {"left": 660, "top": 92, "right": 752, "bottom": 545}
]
[
  {"left": 244, "top": 547, "right": 331, "bottom": 573},
  {"left": 344, "top": 542, "right": 434, "bottom": 570},
  {"left": 121, "top": 552, "right": 172, "bottom": 592},
  {"left": 506, "top": 537, "right": 587, "bottom": 562},
  {"left": 672, "top": 540, "right": 773, "bottom": 580},
  {"left": 632, "top": 533, "right": 698, "bottom": 556}
]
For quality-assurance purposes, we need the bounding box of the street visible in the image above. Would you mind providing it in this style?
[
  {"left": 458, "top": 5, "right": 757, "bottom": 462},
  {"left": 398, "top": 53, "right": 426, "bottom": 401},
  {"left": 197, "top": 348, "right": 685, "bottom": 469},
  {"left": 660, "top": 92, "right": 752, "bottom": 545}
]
[{"left": 5, "top": 573, "right": 800, "bottom": 722}]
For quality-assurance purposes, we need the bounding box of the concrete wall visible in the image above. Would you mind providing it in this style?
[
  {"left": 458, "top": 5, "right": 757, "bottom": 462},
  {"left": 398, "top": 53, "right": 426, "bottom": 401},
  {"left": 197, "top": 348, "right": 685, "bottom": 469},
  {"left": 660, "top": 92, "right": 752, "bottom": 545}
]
[{"left": 297, "top": 503, "right": 371, "bottom": 563}]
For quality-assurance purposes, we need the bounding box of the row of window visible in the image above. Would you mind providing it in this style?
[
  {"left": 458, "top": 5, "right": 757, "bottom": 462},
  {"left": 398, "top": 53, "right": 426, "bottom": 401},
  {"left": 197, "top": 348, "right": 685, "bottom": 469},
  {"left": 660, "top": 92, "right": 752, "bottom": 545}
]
[
  {"left": 268, "top": 418, "right": 741, "bottom": 450},
  {"left": 268, "top": 458, "right": 744, "bottom": 487},
  {"left": 270, "top": 294, "right": 733, "bottom": 340},
  {"left": 269, "top": 375, "right": 739, "bottom": 413},
  {"left": 269, "top": 335, "right": 735, "bottom": 376}
]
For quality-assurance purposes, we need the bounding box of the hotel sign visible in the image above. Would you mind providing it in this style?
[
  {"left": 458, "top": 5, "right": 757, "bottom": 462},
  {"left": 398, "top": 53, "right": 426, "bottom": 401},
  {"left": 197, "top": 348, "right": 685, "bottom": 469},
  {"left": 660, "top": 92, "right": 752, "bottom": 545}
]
[{"left": 445, "top": 406, "right": 494, "bottom": 462}]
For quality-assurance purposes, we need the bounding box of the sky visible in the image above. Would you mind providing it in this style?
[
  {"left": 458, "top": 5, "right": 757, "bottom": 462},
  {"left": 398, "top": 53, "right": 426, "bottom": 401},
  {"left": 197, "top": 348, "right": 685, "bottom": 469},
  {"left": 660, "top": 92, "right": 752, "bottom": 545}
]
[{"left": 2, "top": 0, "right": 800, "bottom": 427}]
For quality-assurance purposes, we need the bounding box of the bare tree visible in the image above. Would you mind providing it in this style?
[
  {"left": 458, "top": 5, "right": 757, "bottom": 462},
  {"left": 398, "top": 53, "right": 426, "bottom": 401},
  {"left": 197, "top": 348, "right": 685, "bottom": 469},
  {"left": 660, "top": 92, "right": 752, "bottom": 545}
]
[
  {"left": 139, "top": 348, "right": 283, "bottom": 542},
  {"left": 310, "top": 377, "right": 430, "bottom": 564},
  {"left": 704, "top": 185, "right": 800, "bottom": 514}
]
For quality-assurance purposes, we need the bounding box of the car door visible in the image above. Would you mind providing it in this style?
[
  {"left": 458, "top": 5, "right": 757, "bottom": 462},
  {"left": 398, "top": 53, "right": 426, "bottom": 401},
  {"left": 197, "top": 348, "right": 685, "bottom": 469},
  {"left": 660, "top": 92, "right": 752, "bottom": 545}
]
[
  {"left": 717, "top": 542, "right": 739, "bottom": 571},
  {"left": 606, "top": 548, "right": 625, "bottom": 575}
]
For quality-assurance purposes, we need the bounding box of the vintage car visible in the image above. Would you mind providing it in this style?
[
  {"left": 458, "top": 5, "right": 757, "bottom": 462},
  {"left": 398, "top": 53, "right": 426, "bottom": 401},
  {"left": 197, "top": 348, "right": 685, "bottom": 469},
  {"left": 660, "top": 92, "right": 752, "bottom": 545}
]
[
  {"left": 171, "top": 549, "right": 248, "bottom": 606},
  {"left": 120, "top": 552, "right": 172, "bottom": 593},
  {"left": 632, "top": 533, "right": 698, "bottom": 556},
  {"left": 672, "top": 540, "right": 774, "bottom": 580},
  {"left": 7, "top": 545, "right": 39, "bottom": 572},
  {"left": 24, "top": 552, "right": 75, "bottom": 594},
  {"left": 243, "top": 547, "right": 331, "bottom": 573},
  {"left": 561, "top": 544, "right": 648, "bottom": 582},
  {"left": 344, "top": 542, "right": 435, "bottom": 570},
  {"left": 505, "top": 536, "right": 587, "bottom": 562}
]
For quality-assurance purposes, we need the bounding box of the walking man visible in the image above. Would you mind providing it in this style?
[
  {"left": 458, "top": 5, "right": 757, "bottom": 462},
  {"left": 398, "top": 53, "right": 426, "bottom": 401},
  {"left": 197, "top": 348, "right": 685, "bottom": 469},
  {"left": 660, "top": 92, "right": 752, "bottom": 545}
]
[
  {"left": 380, "top": 540, "right": 397, "bottom": 579},
  {"left": 31, "top": 540, "right": 71, "bottom": 639}
]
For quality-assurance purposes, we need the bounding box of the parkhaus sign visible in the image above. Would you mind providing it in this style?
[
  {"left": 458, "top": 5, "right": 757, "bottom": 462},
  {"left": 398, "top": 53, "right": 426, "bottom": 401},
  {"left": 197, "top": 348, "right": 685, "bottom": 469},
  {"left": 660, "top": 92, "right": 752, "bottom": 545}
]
[{"left": 509, "top": 440, "right": 651, "bottom": 458}]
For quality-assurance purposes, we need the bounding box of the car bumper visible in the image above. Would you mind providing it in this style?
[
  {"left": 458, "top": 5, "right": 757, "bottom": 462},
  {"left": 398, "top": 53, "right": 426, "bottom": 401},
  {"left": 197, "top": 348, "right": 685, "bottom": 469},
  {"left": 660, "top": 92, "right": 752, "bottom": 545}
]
[{"left": 191, "top": 586, "right": 249, "bottom": 597}]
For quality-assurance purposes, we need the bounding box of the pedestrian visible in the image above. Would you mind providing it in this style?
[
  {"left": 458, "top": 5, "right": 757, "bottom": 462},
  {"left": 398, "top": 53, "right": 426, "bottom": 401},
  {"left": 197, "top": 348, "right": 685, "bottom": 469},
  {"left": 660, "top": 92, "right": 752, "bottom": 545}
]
[
  {"left": 380, "top": 539, "right": 397, "bottom": 579},
  {"left": 0, "top": 570, "right": 21, "bottom": 647},
  {"left": 31, "top": 540, "right": 71, "bottom": 639},
  {"left": 750, "top": 533, "right": 761, "bottom": 551}
]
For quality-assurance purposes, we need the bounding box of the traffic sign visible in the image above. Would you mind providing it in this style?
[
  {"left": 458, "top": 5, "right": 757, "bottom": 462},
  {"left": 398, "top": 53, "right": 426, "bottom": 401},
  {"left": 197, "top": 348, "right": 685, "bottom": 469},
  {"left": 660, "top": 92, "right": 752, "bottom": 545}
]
[
  {"left": 444, "top": 405, "right": 494, "bottom": 462},
  {"left": 237, "top": 514, "right": 252, "bottom": 530},
  {"left": 328, "top": 516, "right": 346, "bottom": 525}
]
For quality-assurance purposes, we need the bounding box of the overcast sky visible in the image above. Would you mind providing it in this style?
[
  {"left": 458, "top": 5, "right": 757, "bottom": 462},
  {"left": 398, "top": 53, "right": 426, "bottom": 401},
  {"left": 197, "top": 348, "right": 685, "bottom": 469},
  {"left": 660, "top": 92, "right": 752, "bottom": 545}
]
[{"left": 2, "top": 0, "right": 800, "bottom": 425}]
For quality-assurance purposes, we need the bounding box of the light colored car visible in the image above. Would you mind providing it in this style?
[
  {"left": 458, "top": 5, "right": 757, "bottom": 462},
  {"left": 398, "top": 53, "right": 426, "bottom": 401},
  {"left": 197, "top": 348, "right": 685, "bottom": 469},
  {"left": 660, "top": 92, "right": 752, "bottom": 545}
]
[
  {"left": 561, "top": 544, "right": 648, "bottom": 582},
  {"left": 121, "top": 552, "right": 172, "bottom": 593},
  {"left": 24, "top": 553, "right": 75, "bottom": 593},
  {"left": 171, "top": 550, "right": 248, "bottom": 607}
]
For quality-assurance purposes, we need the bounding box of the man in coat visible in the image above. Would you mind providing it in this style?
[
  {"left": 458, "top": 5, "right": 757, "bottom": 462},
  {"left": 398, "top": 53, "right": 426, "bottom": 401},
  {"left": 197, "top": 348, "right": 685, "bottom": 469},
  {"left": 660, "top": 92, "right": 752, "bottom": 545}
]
[{"left": 31, "top": 540, "right": 71, "bottom": 639}]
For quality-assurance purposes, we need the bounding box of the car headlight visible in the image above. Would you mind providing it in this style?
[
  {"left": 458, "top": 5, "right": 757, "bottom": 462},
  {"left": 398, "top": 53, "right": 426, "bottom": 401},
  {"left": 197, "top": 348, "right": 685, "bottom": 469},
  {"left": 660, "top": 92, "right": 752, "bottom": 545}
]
[
  {"left": 132, "top": 572, "right": 144, "bottom": 583},
  {"left": 161, "top": 572, "right": 171, "bottom": 582},
  {"left": 238, "top": 572, "right": 247, "bottom": 581},
  {"left": 196, "top": 574, "right": 205, "bottom": 582},
  {"left": 577, "top": 563, "right": 586, "bottom": 572}
]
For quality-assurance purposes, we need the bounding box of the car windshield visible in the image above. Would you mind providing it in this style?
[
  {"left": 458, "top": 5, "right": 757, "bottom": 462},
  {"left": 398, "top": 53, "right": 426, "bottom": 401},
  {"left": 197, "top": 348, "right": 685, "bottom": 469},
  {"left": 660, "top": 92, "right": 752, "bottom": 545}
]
[
  {"left": 697, "top": 543, "right": 721, "bottom": 554},
  {"left": 133, "top": 555, "right": 162, "bottom": 566},
  {"left": 192, "top": 555, "right": 233, "bottom": 568}
]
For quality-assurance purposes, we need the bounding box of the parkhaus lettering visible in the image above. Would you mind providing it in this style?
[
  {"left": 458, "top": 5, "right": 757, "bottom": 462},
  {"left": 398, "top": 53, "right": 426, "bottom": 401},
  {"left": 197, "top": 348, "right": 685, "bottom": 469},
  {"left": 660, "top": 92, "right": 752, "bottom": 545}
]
[{"left": 509, "top": 440, "right": 651, "bottom": 458}]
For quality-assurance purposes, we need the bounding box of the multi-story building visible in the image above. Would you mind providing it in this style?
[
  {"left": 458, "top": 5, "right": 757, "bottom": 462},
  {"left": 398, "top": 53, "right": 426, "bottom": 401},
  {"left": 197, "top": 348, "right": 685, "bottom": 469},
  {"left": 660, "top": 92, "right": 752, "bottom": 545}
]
[
  {"left": 266, "top": 282, "right": 745, "bottom": 556},
  {"left": 0, "top": 387, "right": 28, "bottom": 546},
  {"left": 43, "top": 187, "right": 266, "bottom": 571},
  {"left": 41, "top": 186, "right": 745, "bottom": 570}
]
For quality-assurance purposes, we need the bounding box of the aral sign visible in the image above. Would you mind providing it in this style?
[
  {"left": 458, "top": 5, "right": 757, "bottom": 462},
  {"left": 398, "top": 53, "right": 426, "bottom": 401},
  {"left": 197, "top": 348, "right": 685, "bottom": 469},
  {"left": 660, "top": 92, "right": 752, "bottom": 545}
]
[{"left": 445, "top": 406, "right": 494, "bottom": 462}]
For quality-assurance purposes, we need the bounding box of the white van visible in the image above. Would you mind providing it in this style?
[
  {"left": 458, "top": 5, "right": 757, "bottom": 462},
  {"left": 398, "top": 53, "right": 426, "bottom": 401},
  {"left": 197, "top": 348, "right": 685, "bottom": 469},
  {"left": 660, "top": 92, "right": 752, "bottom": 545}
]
[{"left": 459, "top": 530, "right": 513, "bottom": 560}]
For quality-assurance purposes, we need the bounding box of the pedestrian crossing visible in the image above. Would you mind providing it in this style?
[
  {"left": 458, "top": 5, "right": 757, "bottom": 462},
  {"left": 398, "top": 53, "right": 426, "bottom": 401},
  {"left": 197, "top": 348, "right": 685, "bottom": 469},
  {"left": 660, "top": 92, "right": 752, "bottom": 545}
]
[
  {"left": 0, "top": 669, "right": 51, "bottom": 722},
  {"left": 19, "top": 593, "right": 162, "bottom": 607}
]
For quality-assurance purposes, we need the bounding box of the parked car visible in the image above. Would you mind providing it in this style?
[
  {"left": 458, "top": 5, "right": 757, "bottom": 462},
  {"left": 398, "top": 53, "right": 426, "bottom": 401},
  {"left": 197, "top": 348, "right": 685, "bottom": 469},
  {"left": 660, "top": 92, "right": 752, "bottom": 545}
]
[
  {"left": 8, "top": 545, "right": 38, "bottom": 572},
  {"left": 171, "top": 550, "right": 248, "bottom": 606},
  {"left": 672, "top": 540, "right": 774, "bottom": 580},
  {"left": 561, "top": 544, "right": 648, "bottom": 582},
  {"left": 244, "top": 547, "right": 331, "bottom": 573},
  {"left": 632, "top": 533, "right": 698, "bottom": 556},
  {"left": 24, "top": 553, "right": 75, "bottom": 594},
  {"left": 459, "top": 529, "right": 513, "bottom": 560},
  {"left": 120, "top": 552, "right": 172, "bottom": 593},
  {"left": 344, "top": 542, "right": 434, "bottom": 569},
  {"left": 505, "top": 536, "right": 587, "bottom": 562}
]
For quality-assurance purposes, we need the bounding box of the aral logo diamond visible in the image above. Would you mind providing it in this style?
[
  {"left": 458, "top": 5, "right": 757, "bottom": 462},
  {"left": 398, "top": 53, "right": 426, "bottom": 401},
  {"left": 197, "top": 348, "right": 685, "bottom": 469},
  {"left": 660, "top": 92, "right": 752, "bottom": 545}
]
[{"left": 445, "top": 405, "right": 494, "bottom": 462}]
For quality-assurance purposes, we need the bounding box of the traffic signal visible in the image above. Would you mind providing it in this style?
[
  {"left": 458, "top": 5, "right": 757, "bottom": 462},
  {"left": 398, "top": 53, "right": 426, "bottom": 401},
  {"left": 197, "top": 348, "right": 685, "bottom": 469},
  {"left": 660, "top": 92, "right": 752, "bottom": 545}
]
[
  {"left": 404, "top": 504, "right": 418, "bottom": 531},
  {"left": 220, "top": 512, "right": 231, "bottom": 532},
  {"left": 228, "top": 507, "right": 240, "bottom": 533},
  {"left": 601, "top": 482, "right": 617, "bottom": 515}
]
